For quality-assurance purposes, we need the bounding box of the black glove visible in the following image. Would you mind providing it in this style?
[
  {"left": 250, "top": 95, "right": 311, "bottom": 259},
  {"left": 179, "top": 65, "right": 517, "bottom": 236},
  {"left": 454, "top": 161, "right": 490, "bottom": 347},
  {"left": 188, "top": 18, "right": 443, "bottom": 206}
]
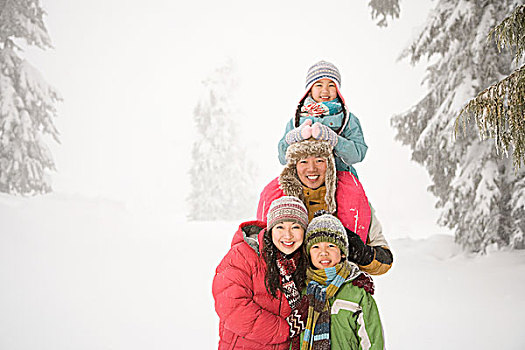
[
  {"left": 286, "top": 295, "right": 309, "bottom": 338},
  {"left": 345, "top": 228, "right": 375, "bottom": 266}
]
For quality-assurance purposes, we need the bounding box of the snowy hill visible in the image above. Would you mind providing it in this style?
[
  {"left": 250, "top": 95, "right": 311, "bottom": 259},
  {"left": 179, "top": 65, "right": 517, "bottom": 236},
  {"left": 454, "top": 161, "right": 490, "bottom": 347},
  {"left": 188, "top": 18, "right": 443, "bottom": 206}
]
[{"left": 1, "top": 194, "right": 524, "bottom": 349}]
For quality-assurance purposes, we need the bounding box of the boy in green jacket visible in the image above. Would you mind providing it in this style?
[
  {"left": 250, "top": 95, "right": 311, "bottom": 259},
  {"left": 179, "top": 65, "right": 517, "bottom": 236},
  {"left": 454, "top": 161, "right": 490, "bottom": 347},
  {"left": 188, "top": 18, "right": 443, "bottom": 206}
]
[{"left": 297, "top": 211, "right": 384, "bottom": 350}]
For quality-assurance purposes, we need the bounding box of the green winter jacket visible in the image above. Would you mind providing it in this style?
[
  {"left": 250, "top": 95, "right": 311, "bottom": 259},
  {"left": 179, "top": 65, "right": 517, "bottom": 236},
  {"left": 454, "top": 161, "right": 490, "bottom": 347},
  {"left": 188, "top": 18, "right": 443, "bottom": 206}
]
[
  {"left": 298, "top": 274, "right": 384, "bottom": 350},
  {"left": 328, "top": 280, "right": 384, "bottom": 350}
]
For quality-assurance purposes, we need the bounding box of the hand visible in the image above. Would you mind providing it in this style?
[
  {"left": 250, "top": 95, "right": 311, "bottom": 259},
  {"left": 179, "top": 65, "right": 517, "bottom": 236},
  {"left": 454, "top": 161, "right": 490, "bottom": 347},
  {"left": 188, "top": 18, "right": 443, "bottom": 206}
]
[
  {"left": 286, "top": 295, "right": 309, "bottom": 338},
  {"left": 345, "top": 228, "right": 374, "bottom": 266},
  {"left": 300, "top": 119, "right": 313, "bottom": 139},
  {"left": 285, "top": 120, "right": 312, "bottom": 145},
  {"left": 352, "top": 272, "right": 375, "bottom": 295},
  {"left": 311, "top": 122, "right": 338, "bottom": 147}
]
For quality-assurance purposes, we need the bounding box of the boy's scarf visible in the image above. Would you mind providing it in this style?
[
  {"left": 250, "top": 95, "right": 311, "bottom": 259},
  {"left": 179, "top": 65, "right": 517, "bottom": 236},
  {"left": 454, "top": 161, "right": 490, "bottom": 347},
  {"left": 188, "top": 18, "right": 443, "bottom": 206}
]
[
  {"left": 300, "top": 262, "right": 353, "bottom": 350},
  {"left": 300, "top": 96, "right": 343, "bottom": 118},
  {"left": 275, "top": 250, "right": 301, "bottom": 309}
]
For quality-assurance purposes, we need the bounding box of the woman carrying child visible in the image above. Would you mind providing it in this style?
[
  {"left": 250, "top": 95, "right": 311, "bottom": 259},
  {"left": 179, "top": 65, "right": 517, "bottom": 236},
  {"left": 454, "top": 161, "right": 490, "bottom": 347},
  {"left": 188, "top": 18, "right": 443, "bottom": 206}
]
[{"left": 212, "top": 196, "right": 311, "bottom": 349}]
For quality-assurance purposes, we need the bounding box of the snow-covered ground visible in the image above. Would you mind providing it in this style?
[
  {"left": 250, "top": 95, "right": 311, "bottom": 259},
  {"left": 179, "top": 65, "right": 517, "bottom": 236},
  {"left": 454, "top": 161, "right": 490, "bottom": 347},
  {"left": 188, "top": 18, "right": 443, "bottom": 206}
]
[{"left": 1, "top": 194, "right": 525, "bottom": 349}]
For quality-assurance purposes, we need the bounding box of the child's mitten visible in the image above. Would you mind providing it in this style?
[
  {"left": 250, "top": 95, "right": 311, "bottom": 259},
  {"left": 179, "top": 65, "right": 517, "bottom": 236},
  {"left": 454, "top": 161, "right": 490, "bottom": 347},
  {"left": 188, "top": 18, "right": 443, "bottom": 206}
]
[
  {"left": 311, "top": 122, "right": 338, "bottom": 147},
  {"left": 285, "top": 119, "right": 312, "bottom": 145},
  {"left": 286, "top": 295, "right": 309, "bottom": 338},
  {"left": 352, "top": 272, "right": 375, "bottom": 295}
]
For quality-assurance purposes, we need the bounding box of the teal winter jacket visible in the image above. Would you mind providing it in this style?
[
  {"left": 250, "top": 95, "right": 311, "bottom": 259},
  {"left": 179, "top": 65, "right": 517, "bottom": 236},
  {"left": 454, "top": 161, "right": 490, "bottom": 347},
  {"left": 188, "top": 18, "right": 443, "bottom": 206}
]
[{"left": 277, "top": 112, "right": 367, "bottom": 177}]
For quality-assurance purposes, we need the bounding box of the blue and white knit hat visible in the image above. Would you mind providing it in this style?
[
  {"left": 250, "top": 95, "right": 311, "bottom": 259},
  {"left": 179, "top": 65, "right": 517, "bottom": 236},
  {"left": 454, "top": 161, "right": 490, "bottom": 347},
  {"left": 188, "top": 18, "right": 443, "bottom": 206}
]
[
  {"left": 305, "top": 60, "right": 341, "bottom": 90},
  {"left": 305, "top": 211, "right": 349, "bottom": 257},
  {"left": 267, "top": 196, "right": 309, "bottom": 232},
  {"left": 302, "top": 60, "right": 346, "bottom": 104}
]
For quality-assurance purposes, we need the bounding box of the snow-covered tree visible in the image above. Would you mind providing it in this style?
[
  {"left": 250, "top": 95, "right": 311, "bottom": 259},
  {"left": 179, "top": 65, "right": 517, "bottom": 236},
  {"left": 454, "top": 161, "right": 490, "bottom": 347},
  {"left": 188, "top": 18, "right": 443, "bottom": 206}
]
[
  {"left": 392, "top": 0, "right": 525, "bottom": 252},
  {"left": 0, "top": 0, "right": 60, "bottom": 195},
  {"left": 187, "top": 60, "right": 256, "bottom": 221},
  {"left": 369, "top": 0, "right": 400, "bottom": 27},
  {"left": 456, "top": 5, "right": 525, "bottom": 169}
]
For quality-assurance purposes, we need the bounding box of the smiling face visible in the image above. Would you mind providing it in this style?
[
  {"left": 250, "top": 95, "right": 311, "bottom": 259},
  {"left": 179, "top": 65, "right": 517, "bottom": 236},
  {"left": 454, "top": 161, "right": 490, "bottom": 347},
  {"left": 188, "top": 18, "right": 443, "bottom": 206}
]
[
  {"left": 309, "top": 78, "right": 338, "bottom": 103},
  {"left": 296, "top": 157, "right": 327, "bottom": 189},
  {"left": 271, "top": 221, "right": 305, "bottom": 255},
  {"left": 309, "top": 241, "right": 342, "bottom": 269}
]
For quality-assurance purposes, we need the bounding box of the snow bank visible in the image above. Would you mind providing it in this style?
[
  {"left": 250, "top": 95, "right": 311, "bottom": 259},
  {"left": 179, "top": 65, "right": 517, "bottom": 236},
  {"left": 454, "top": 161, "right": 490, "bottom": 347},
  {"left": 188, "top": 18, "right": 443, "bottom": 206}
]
[{"left": 1, "top": 195, "right": 524, "bottom": 349}]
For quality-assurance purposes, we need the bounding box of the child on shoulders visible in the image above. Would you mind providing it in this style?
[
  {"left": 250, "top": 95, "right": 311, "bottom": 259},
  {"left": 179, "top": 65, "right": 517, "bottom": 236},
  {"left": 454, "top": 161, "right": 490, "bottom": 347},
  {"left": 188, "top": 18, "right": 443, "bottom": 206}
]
[{"left": 278, "top": 60, "right": 367, "bottom": 178}]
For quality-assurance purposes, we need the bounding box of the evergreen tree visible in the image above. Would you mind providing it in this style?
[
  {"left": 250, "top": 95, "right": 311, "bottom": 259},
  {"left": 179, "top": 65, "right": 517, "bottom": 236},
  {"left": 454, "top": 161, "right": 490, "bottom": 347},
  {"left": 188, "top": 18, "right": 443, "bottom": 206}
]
[
  {"left": 187, "top": 60, "right": 256, "bottom": 221},
  {"left": 456, "top": 5, "right": 525, "bottom": 169},
  {"left": 0, "top": 0, "right": 60, "bottom": 195},
  {"left": 369, "top": 0, "right": 400, "bottom": 27},
  {"left": 391, "top": 0, "right": 525, "bottom": 252}
]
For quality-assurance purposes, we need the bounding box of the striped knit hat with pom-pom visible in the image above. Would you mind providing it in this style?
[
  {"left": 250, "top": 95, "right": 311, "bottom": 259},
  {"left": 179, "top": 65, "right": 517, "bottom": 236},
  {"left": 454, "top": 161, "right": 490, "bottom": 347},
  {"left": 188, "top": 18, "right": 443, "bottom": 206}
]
[
  {"left": 305, "top": 211, "right": 348, "bottom": 257},
  {"left": 267, "top": 196, "right": 309, "bottom": 232}
]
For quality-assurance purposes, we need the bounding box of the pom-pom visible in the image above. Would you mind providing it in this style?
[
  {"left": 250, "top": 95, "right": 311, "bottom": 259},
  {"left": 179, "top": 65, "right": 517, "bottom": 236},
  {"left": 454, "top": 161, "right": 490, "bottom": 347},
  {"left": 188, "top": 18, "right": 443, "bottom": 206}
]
[{"left": 313, "top": 209, "right": 329, "bottom": 218}]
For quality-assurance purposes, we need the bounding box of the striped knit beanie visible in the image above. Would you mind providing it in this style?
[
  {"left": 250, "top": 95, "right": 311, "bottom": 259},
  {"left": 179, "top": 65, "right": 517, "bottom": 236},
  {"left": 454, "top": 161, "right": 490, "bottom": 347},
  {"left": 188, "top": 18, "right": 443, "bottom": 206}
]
[
  {"left": 305, "top": 211, "right": 349, "bottom": 257},
  {"left": 302, "top": 60, "right": 346, "bottom": 104},
  {"left": 305, "top": 60, "right": 341, "bottom": 90},
  {"left": 267, "top": 196, "right": 309, "bottom": 232}
]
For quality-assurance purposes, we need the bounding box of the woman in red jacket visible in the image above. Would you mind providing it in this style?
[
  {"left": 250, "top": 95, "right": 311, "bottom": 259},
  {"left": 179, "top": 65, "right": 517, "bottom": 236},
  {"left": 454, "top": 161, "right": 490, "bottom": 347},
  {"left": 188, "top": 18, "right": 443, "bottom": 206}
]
[{"left": 213, "top": 196, "right": 310, "bottom": 349}]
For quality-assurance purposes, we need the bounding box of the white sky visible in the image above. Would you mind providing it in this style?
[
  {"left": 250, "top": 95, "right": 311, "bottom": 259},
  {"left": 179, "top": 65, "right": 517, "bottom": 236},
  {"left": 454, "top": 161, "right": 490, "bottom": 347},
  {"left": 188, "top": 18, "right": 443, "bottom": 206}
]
[{"left": 24, "top": 0, "right": 452, "bottom": 238}]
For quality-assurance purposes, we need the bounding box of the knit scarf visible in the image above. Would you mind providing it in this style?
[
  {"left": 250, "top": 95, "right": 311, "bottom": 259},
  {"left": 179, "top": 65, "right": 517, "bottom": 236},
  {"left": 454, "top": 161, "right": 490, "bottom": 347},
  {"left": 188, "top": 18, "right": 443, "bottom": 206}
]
[
  {"left": 300, "top": 96, "right": 343, "bottom": 118},
  {"left": 300, "top": 261, "right": 353, "bottom": 350},
  {"left": 275, "top": 250, "right": 301, "bottom": 310}
]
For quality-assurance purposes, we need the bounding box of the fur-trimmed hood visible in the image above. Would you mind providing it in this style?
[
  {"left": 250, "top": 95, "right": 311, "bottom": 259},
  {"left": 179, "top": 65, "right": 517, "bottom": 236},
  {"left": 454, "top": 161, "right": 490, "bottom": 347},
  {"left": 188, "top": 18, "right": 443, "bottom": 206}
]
[{"left": 278, "top": 139, "right": 337, "bottom": 214}]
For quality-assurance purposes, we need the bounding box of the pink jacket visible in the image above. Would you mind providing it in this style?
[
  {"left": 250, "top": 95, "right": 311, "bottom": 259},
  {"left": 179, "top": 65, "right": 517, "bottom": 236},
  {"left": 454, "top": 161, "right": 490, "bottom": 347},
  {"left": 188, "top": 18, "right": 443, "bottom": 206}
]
[
  {"left": 212, "top": 221, "right": 292, "bottom": 350},
  {"left": 256, "top": 171, "right": 371, "bottom": 243}
]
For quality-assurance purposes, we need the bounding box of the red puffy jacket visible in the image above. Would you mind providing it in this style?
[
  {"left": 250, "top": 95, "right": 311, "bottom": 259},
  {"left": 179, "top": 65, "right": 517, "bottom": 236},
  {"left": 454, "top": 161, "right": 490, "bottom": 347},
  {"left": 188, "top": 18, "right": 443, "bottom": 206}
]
[{"left": 212, "top": 221, "right": 292, "bottom": 350}]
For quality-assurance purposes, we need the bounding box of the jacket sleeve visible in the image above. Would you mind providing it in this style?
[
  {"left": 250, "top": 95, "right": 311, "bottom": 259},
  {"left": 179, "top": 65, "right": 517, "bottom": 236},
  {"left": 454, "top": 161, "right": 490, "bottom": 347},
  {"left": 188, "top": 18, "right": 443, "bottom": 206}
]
[
  {"left": 333, "top": 112, "right": 368, "bottom": 167},
  {"left": 359, "top": 209, "right": 393, "bottom": 276},
  {"left": 278, "top": 119, "right": 296, "bottom": 165},
  {"left": 212, "top": 245, "right": 290, "bottom": 345},
  {"left": 330, "top": 285, "right": 384, "bottom": 350},
  {"left": 358, "top": 291, "right": 385, "bottom": 350}
]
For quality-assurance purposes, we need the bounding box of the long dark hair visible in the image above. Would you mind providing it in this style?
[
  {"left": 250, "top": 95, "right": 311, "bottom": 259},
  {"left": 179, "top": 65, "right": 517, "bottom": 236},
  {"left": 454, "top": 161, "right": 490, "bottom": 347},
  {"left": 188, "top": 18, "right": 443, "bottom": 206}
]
[
  {"left": 294, "top": 94, "right": 347, "bottom": 135},
  {"left": 262, "top": 228, "right": 307, "bottom": 298}
]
